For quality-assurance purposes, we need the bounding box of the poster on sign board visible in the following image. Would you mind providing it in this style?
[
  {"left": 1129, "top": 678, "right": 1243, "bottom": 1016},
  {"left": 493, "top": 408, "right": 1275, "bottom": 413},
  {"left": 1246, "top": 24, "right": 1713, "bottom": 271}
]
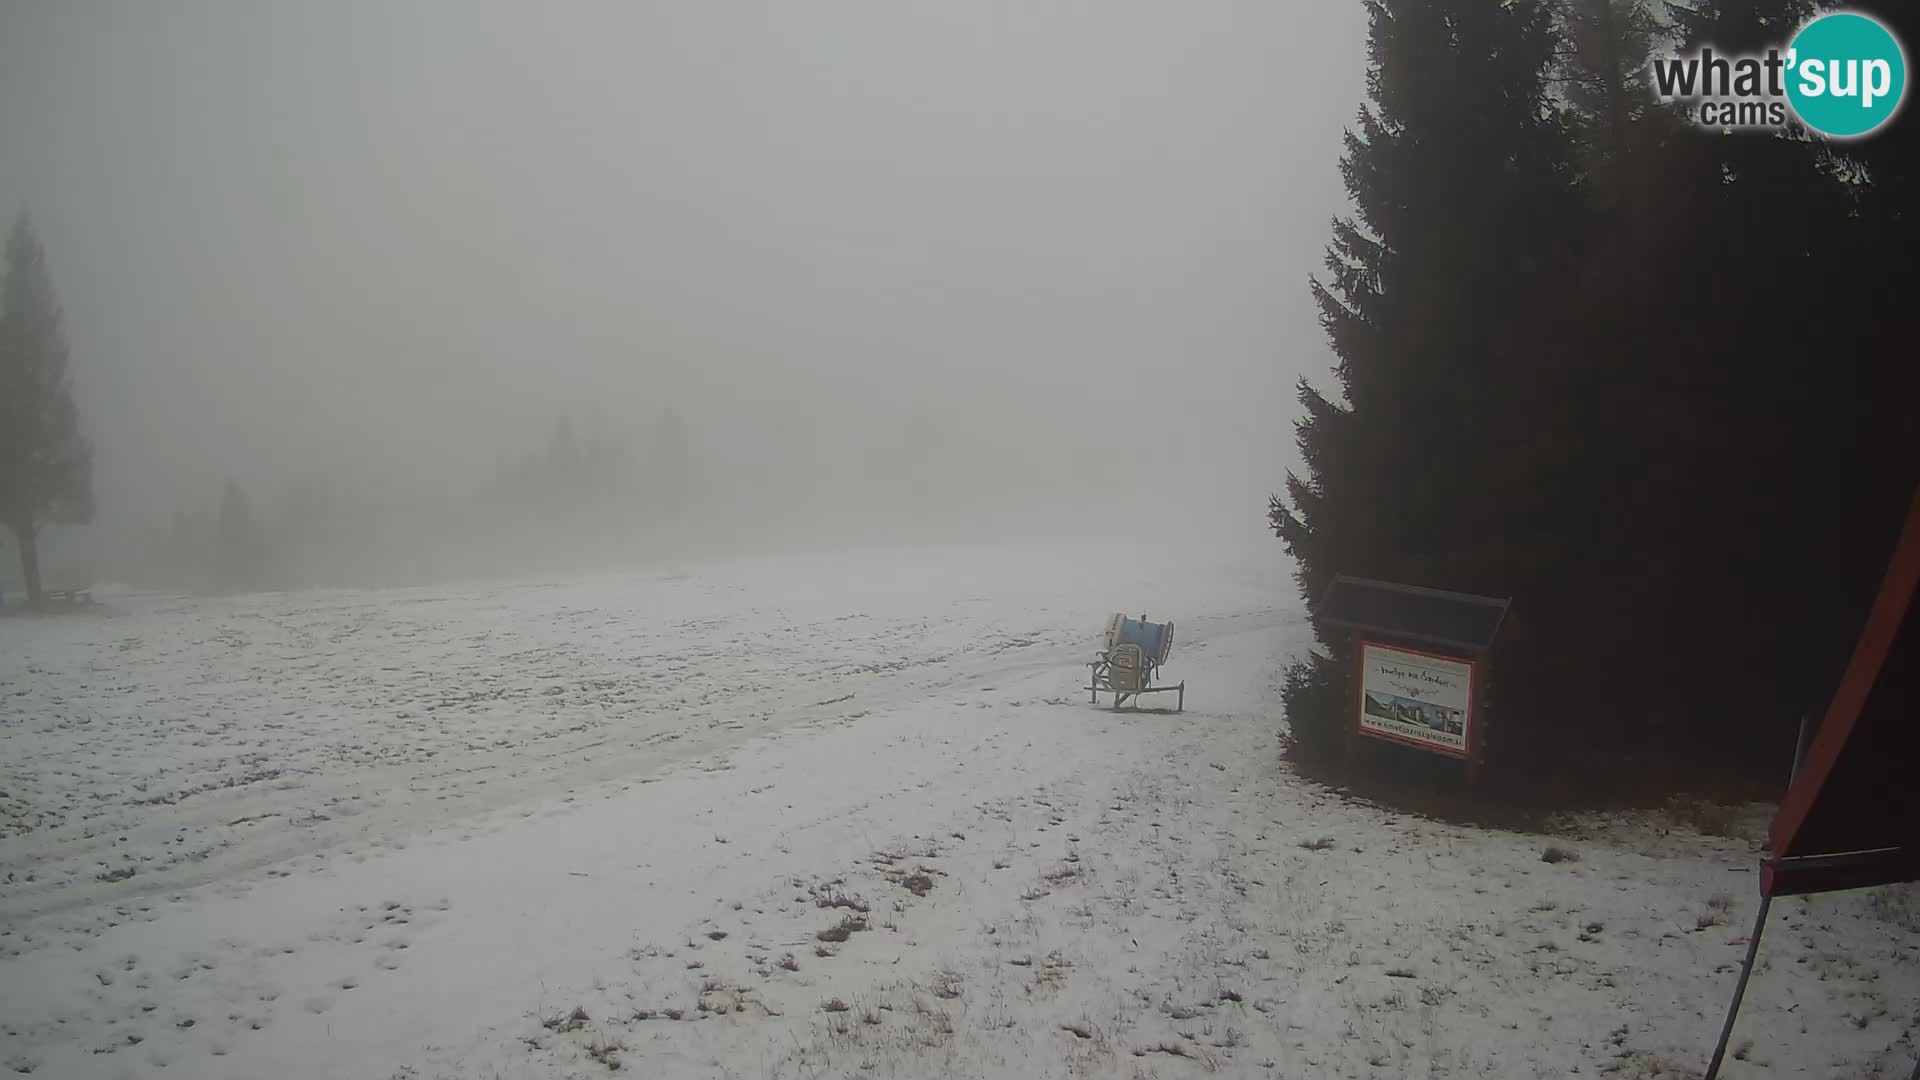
[{"left": 1357, "top": 642, "right": 1474, "bottom": 757}]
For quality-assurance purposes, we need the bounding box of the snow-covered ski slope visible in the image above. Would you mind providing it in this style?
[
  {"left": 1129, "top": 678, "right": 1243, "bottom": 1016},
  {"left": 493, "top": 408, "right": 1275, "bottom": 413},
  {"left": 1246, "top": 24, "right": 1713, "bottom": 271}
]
[{"left": 1, "top": 535, "right": 1915, "bottom": 1079}]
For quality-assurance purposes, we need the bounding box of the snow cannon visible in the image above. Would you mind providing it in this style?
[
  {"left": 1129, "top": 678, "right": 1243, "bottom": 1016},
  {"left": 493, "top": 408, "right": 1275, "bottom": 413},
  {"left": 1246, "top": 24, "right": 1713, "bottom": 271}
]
[
  {"left": 1087, "top": 612, "right": 1184, "bottom": 712},
  {"left": 1105, "top": 613, "right": 1174, "bottom": 667}
]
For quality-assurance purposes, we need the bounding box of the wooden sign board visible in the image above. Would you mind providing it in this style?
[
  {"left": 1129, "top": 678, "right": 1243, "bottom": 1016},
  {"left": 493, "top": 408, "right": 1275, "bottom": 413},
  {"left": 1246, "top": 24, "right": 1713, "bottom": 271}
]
[
  {"left": 1318, "top": 576, "right": 1509, "bottom": 775},
  {"left": 1356, "top": 641, "right": 1475, "bottom": 759}
]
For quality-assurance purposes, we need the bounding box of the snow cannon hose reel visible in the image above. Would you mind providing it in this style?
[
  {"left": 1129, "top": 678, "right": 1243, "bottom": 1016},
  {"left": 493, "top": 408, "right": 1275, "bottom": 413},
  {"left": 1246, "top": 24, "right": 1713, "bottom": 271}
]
[{"left": 1087, "top": 613, "right": 1184, "bottom": 712}]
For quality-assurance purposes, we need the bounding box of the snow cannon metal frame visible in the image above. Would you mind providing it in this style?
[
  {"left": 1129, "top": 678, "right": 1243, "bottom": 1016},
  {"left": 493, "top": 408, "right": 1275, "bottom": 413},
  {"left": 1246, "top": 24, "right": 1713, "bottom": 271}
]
[{"left": 1087, "top": 613, "right": 1184, "bottom": 712}]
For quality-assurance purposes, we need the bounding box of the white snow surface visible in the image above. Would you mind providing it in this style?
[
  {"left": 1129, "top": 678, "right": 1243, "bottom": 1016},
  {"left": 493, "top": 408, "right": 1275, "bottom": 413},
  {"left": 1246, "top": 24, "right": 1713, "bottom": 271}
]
[{"left": 2, "top": 536, "right": 1916, "bottom": 1079}]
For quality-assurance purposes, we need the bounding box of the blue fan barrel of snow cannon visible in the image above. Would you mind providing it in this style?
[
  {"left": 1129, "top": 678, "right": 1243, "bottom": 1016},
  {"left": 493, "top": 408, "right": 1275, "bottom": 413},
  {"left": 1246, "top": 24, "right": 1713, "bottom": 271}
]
[{"left": 1106, "top": 614, "right": 1174, "bottom": 666}]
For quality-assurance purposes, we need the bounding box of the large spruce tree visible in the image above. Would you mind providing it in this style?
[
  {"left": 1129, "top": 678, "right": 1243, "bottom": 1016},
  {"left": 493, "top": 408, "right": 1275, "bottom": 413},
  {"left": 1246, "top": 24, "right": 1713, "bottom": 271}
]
[
  {"left": 1817, "top": 0, "right": 1920, "bottom": 649},
  {"left": 0, "top": 214, "right": 94, "bottom": 609},
  {"left": 1271, "top": 0, "right": 1576, "bottom": 758},
  {"left": 1631, "top": 0, "right": 1882, "bottom": 767},
  {"left": 1276, "top": 0, "right": 1917, "bottom": 789}
]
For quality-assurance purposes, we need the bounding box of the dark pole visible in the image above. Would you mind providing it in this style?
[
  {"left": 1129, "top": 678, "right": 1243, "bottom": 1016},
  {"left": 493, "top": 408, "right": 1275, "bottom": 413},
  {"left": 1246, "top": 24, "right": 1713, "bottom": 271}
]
[
  {"left": 1703, "top": 711, "right": 1816, "bottom": 1080},
  {"left": 1788, "top": 711, "right": 1817, "bottom": 783},
  {"left": 1701, "top": 899, "right": 1771, "bottom": 1080}
]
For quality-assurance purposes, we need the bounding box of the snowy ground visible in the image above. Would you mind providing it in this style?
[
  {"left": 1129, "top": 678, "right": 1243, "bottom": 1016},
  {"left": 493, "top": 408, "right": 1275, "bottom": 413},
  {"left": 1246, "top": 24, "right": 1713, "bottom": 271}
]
[{"left": 2, "top": 535, "right": 1917, "bottom": 1079}]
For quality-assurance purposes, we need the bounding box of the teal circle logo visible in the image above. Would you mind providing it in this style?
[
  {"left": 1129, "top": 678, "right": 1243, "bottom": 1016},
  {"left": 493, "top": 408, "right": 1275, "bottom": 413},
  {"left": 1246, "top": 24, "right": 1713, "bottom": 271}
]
[{"left": 1785, "top": 12, "right": 1908, "bottom": 139}]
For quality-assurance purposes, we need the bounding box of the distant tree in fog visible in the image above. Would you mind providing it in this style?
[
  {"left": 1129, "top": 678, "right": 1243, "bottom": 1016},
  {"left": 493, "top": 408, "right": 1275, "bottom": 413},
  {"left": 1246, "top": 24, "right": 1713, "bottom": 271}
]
[
  {"left": 158, "top": 506, "right": 200, "bottom": 584},
  {"left": 488, "top": 412, "right": 640, "bottom": 516},
  {"left": 215, "top": 480, "right": 265, "bottom": 592},
  {"left": 172, "top": 507, "right": 190, "bottom": 543},
  {"left": 655, "top": 407, "right": 689, "bottom": 511},
  {"left": 0, "top": 214, "right": 95, "bottom": 608},
  {"left": 548, "top": 413, "right": 582, "bottom": 492},
  {"left": 569, "top": 419, "right": 626, "bottom": 495}
]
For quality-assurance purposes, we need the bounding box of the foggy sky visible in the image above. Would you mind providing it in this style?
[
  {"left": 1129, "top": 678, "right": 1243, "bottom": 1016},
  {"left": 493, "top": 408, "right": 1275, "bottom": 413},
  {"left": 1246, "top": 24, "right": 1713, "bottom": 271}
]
[{"left": 0, "top": 1, "right": 1367, "bottom": 550}]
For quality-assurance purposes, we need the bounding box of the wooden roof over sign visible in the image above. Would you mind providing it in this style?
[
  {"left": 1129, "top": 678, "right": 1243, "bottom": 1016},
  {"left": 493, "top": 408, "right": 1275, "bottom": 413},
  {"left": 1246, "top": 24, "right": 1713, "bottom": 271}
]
[{"left": 1317, "top": 575, "right": 1510, "bottom": 654}]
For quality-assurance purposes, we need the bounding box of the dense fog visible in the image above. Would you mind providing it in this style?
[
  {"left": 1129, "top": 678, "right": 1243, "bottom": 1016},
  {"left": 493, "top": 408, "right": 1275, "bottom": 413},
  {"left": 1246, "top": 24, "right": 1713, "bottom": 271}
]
[{"left": 0, "top": 1, "right": 1368, "bottom": 589}]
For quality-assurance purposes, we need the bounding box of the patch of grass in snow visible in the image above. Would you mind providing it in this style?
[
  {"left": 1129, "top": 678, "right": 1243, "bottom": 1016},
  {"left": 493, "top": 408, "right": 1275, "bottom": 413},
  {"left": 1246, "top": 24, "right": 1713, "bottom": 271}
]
[
  {"left": 872, "top": 839, "right": 940, "bottom": 866},
  {"left": 813, "top": 888, "right": 871, "bottom": 914},
  {"left": 929, "top": 970, "right": 963, "bottom": 1000},
  {"left": 1041, "top": 861, "right": 1082, "bottom": 884},
  {"left": 1611, "top": 1050, "right": 1704, "bottom": 1078},
  {"left": 915, "top": 999, "right": 956, "bottom": 1039},
  {"left": 1867, "top": 884, "right": 1920, "bottom": 933},
  {"left": 585, "top": 1034, "right": 625, "bottom": 1070},
  {"left": 1667, "top": 796, "right": 1741, "bottom": 838},
  {"left": 1133, "top": 1039, "right": 1214, "bottom": 1067},
  {"left": 817, "top": 914, "right": 868, "bottom": 942},
  {"left": 1024, "top": 951, "right": 1072, "bottom": 993},
  {"left": 539, "top": 1005, "right": 591, "bottom": 1033}
]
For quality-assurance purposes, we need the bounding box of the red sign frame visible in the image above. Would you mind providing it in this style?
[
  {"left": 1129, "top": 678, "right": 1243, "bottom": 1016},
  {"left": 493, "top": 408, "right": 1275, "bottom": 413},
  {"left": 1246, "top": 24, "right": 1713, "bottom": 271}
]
[{"left": 1353, "top": 639, "right": 1479, "bottom": 761}]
